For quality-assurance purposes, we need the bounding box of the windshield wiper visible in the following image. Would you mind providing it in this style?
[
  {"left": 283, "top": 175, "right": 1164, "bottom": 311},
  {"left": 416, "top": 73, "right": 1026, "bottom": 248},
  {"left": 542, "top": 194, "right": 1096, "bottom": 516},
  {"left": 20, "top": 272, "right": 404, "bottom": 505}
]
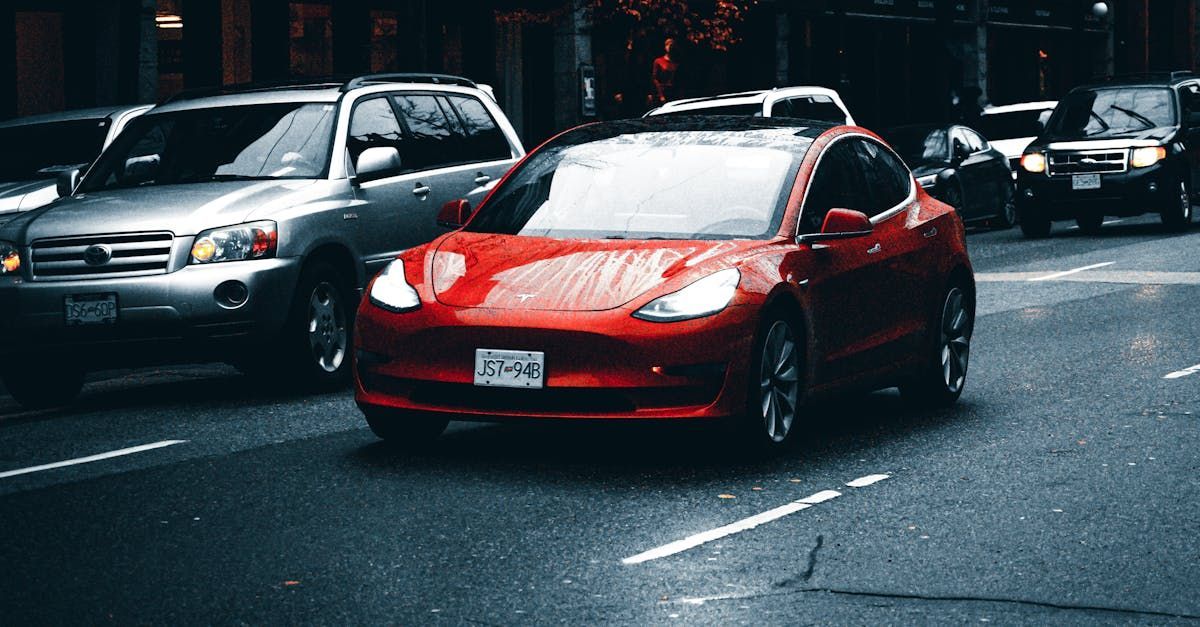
[
  {"left": 1083, "top": 111, "right": 1111, "bottom": 136},
  {"left": 1107, "top": 104, "right": 1156, "bottom": 130}
]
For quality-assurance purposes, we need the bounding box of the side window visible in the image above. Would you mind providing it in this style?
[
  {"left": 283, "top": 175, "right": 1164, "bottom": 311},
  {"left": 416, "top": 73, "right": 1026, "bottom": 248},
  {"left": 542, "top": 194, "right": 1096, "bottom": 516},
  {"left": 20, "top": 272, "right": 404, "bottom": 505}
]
[
  {"left": 1180, "top": 83, "right": 1200, "bottom": 129},
  {"left": 788, "top": 96, "right": 848, "bottom": 124},
  {"left": 347, "top": 97, "right": 404, "bottom": 166},
  {"left": 800, "top": 140, "right": 869, "bottom": 234},
  {"left": 769, "top": 99, "right": 792, "bottom": 117},
  {"left": 853, "top": 139, "right": 911, "bottom": 214},
  {"left": 392, "top": 93, "right": 465, "bottom": 171},
  {"left": 963, "top": 128, "right": 986, "bottom": 152},
  {"left": 447, "top": 95, "right": 513, "bottom": 162}
]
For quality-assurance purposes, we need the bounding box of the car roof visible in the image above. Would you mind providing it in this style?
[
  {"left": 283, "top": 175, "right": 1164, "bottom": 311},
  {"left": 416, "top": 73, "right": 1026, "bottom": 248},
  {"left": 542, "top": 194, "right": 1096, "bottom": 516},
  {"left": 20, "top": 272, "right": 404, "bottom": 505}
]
[
  {"left": 0, "top": 104, "right": 152, "bottom": 128},
  {"left": 983, "top": 101, "right": 1058, "bottom": 114},
  {"left": 550, "top": 116, "right": 837, "bottom": 149},
  {"left": 656, "top": 86, "right": 843, "bottom": 112}
]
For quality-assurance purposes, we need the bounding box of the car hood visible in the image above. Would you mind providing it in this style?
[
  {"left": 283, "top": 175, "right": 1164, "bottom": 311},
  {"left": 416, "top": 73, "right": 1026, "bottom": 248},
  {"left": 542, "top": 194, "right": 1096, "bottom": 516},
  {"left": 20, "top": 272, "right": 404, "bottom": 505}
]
[
  {"left": 4, "top": 179, "right": 322, "bottom": 242},
  {"left": 1033, "top": 126, "right": 1177, "bottom": 150},
  {"left": 989, "top": 137, "right": 1035, "bottom": 159},
  {"left": 430, "top": 231, "right": 758, "bottom": 311},
  {"left": 0, "top": 179, "right": 58, "bottom": 215}
]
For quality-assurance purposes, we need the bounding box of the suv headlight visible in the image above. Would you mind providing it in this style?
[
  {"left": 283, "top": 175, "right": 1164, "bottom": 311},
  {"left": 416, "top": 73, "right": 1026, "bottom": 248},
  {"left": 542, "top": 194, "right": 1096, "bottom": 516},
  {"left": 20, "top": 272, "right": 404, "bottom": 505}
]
[
  {"left": 369, "top": 259, "right": 421, "bottom": 312},
  {"left": 1020, "top": 152, "right": 1047, "bottom": 173},
  {"left": 1131, "top": 146, "right": 1166, "bottom": 168},
  {"left": 0, "top": 241, "right": 20, "bottom": 275},
  {"left": 191, "top": 221, "right": 278, "bottom": 264},
  {"left": 633, "top": 268, "right": 740, "bottom": 322}
]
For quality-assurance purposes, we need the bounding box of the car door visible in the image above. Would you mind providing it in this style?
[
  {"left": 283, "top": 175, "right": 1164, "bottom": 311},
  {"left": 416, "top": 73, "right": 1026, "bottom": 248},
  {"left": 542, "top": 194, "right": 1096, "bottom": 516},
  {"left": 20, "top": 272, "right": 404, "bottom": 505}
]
[
  {"left": 1176, "top": 82, "right": 1200, "bottom": 198},
  {"left": 439, "top": 94, "right": 522, "bottom": 206},
  {"left": 962, "top": 127, "right": 1010, "bottom": 217},
  {"left": 950, "top": 126, "right": 988, "bottom": 219},
  {"left": 798, "top": 137, "right": 896, "bottom": 384}
]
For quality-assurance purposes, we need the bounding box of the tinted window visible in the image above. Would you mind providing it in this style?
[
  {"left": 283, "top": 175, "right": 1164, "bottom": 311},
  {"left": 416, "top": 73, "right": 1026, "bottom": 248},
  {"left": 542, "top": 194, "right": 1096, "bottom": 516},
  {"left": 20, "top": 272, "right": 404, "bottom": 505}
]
[
  {"left": 770, "top": 100, "right": 792, "bottom": 117},
  {"left": 854, "top": 140, "right": 910, "bottom": 214},
  {"left": 1047, "top": 87, "right": 1176, "bottom": 138},
  {"left": 392, "top": 93, "right": 463, "bottom": 170},
  {"left": 962, "top": 128, "right": 987, "bottom": 152},
  {"left": 977, "top": 109, "right": 1053, "bottom": 140},
  {"left": 0, "top": 118, "right": 110, "bottom": 182},
  {"left": 800, "top": 140, "right": 869, "bottom": 233},
  {"left": 447, "top": 95, "right": 512, "bottom": 162},
  {"left": 786, "top": 96, "right": 848, "bottom": 123},
  {"left": 348, "top": 97, "right": 404, "bottom": 165},
  {"left": 884, "top": 126, "right": 948, "bottom": 168},
  {"left": 82, "top": 103, "right": 335, "bottom": 192}
]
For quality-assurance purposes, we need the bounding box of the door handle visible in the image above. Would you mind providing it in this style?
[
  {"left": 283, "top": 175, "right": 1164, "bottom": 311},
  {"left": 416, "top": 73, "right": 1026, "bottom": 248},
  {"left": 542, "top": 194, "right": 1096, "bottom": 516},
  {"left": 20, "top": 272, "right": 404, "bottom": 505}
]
[
  {"left": 473, "top": 172, "right": 491, "bottom": 186},
  {"left": 866, "top": 243, "right": 882, "bottom": 255},
  {"left": 923, "top": 226, "right": 938, "bottom": 238},
  {"left": 412, "top": 183, "right": 431, "bottom": 197}
]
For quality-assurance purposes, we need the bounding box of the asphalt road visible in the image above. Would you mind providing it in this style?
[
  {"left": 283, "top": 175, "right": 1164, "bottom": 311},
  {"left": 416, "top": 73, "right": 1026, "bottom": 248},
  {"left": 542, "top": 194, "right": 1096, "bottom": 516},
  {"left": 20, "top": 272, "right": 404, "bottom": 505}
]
[{"left": 2, "top": 215, "right": 1198, "bottom": 625}]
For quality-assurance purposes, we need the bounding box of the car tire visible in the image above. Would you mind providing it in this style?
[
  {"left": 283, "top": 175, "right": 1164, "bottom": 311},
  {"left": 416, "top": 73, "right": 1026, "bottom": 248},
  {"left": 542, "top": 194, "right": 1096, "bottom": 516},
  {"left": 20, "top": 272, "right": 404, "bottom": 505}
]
[
  {"left": 1160, "top": 178, "right": 1193, "bottom": 232},
  {"left": 938, "top": 178, "right": 965, "bottom": 213},
  {"left": 363, "top": 408, "right": 448, "bottom": 447},
  {"left": 1018, "top": 205, "right": 1051, "bottom": 238},
  {"left": 735, "top": 311, "right": 804, "bottom": 452},
  {"left": 900, "top": 280, "right": 973, "bottom": 409},
  {"left": 1075, "top": 213, "right": 1103, "bottom": 234},
  {"left": 1, "top": 359, "right": 84, "bottom": 409},
  {"left": 994, "top": 185, "right": 1017, "bottom": 229}
]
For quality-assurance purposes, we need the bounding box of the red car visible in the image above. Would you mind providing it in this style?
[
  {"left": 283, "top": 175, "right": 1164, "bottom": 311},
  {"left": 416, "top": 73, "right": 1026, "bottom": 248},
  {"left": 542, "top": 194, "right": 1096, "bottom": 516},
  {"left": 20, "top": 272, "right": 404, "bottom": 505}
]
[{"left": 354, "top": 118, "right": 974, "bottom": 450}]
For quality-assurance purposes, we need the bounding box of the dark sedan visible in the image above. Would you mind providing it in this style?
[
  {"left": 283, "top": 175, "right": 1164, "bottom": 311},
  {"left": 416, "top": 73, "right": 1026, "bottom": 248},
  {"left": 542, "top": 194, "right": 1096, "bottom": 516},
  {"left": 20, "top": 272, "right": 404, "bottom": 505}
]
[{"left": 885, "top": 124, "right": 1016, "bottom": 228}]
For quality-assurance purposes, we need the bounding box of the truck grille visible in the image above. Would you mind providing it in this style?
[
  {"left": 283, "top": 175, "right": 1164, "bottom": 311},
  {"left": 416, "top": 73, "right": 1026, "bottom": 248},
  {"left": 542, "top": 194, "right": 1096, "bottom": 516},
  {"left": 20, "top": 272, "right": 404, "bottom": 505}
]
[
  {"left": 30, "top": 232, "right": 174, "bottom": 281},
  {"left": 1047, "top": 150, "right": 1128, "bottom": 176}
]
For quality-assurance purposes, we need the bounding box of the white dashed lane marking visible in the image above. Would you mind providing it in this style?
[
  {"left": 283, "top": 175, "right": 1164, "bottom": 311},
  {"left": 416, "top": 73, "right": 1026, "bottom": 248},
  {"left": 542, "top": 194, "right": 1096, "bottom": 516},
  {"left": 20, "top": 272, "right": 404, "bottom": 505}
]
[
  {"left": 621, "top": 474, "right": 888, "bottom": 565},
  {"left": 1027, "top": 262, "right": 1115, "bottom": 282},
  {"left": 0, "top": 440, "right": 187, "bottom": 479},
  {"left": 1164, "top": 364, "right": 1200, "bottom": 380}
]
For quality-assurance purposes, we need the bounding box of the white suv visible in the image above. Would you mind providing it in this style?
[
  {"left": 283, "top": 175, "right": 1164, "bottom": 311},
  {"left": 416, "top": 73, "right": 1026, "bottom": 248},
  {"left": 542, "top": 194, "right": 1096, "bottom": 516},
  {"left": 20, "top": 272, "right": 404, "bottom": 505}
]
[{"left": 645, "top": 86, "right": 855, "bottom": 125}]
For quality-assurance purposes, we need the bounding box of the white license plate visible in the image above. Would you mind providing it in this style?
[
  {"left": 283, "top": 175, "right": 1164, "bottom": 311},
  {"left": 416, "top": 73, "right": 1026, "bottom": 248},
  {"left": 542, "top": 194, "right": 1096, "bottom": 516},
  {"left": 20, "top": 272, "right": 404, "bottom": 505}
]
[
  {"left": 65, "top": 293, "right": 118, "bottom": 325},
  {"left": 1072, "top": 174, "right": 1101, "bottom": 190},
  {"left": 474, "top": 349, "right": 545, "bottom": 388}
]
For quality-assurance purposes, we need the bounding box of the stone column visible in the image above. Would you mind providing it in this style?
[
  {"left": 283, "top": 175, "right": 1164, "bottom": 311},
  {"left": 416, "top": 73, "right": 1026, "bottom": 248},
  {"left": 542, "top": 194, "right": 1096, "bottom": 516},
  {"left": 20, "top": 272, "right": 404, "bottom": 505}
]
[
  {"left": 552, "top": 0, "right": 593, "bottom": 132},
  {"left": 964, "top": 0, "right": 988, "bottom": 102}
]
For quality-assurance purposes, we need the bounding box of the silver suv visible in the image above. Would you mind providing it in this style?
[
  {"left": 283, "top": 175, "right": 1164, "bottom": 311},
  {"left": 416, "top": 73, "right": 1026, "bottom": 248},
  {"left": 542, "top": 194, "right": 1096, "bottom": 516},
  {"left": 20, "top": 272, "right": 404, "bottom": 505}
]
[{"left": 0, "top": 74, "right": 524, "bottom": 408}]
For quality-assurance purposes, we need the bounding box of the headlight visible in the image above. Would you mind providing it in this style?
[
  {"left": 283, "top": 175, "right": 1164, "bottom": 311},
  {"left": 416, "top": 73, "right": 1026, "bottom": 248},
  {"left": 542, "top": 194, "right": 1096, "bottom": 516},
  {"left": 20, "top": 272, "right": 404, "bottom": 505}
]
[
  {"left": 190, "top": 221, "right": 277, "bottom": 264},
  {"left": 369, "top": 259, "right": 421, "bottom": 312},
  {"left": 1131, "top": 146, "right": 1166, "bottom": 168},
  {"left": 633, "top": 268, "right": 740, "bottom": 322},
  {"left": 1020, "top": 152, "right": 1047, "bottom": 174},
  {"left": 915, "top": 174, "right": 938, "bottom": 188},
  {"left": 0, "top": 241, "right": 20, "bottom": 275}
]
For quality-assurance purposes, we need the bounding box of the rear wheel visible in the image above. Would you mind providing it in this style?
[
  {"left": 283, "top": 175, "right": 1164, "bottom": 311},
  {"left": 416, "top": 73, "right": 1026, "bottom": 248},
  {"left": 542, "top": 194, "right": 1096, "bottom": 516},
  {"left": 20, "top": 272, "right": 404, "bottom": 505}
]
[
  {"left": 736, "top": 313, "right": 803, "bottom": 451},
  {"left": 2, "top": 358, "right": 84, "bottom": 409},
  {"left": 1075, "top": 213, "right": 1103, "bottom": 234},
  {"left": 900, "top": 282, "right": 973, "bottom": 408},
  {"left": 1160, "top": 178, "right": 1193, "bottom": 231},
  {"left": 363, "top": 408, "right": 448, "bottom": 448},
  {"left": 938, "top": 178, "right": 964, "bottom": 213},
  {"left": 993, "top": 184, "right": 1017, "bottom": 229}
]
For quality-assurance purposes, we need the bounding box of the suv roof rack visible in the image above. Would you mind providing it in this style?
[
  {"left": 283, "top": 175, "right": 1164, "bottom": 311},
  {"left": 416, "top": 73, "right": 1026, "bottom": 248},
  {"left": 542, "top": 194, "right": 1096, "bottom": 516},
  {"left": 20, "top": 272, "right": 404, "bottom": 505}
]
[
  {"left": 340, "top": 73, "right": 478, "bottom": 92},
  {"left": 1097, "top": 70, "right": 1199, "bottom": 83},
  {"left": 160, "top": 79, "right": 344, "bottom": 105}
]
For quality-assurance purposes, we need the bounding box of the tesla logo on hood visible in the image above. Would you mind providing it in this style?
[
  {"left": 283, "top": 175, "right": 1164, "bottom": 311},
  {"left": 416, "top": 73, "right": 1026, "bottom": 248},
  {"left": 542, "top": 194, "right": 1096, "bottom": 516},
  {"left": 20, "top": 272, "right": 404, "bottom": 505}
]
[
  {"left": 515, "top": 293, "right": 536, "bottom": 302},
  {"left": 83, "top": 244, "right": 113, "bottom": 266}
]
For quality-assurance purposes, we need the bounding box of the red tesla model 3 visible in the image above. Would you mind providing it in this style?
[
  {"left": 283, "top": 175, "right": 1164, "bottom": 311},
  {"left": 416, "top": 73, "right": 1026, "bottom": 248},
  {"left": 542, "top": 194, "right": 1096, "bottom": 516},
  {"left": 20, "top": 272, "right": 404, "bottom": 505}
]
[{"left": 353, "top": 117, "right": 974, "bottom": 450}]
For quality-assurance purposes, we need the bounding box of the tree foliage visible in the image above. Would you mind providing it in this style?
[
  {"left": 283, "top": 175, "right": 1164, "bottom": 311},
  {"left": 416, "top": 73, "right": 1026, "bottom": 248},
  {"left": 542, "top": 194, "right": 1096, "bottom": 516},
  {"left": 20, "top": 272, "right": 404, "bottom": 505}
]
[{"left": 495, "top": 1, "right": 759, "bottom": 51}]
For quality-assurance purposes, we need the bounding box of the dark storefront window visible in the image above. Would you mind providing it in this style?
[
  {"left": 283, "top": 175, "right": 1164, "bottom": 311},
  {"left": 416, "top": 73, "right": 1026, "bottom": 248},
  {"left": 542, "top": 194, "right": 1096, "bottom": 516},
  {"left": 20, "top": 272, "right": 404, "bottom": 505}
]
[
  {"left": 290, "top": 3, "right": 333, "bottom": 78},
  {"left": 370, "top": 10, "right": 399, "bottom": 72},
  {"left": 15, "top": 11, "right": 65, "bottom": 116}
]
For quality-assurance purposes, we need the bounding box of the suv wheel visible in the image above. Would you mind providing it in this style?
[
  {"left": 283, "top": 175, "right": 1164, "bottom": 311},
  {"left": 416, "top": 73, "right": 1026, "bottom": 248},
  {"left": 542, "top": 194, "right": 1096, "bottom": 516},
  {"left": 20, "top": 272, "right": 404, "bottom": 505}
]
[
  {"left": 1018, "top": 205, "right": 1052, "bottom": 238},
  {"left": 1075, "top": 213, "right": 1103, "bottom": 234},
  {"left": 2, "top": 358, "right": 84, "bottom": 409},
  {"left": 1161, "top": 179, "right": 1193, "bottom": 231}
]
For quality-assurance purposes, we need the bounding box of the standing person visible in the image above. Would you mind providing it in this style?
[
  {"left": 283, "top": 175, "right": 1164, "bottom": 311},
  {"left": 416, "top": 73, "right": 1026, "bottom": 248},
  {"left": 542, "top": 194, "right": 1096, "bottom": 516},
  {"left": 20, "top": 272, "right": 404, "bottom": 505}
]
[{"left": 652, "top": 38, "right": 679, "bottom": 104}]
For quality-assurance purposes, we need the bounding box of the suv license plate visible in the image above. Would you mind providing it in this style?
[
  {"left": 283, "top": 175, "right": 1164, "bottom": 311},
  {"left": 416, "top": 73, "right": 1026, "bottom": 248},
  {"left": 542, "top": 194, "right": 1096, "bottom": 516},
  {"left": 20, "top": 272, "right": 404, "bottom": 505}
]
[
  {"left": 474, "top": 349, "right": 545, "bottom": 389},
  {"left": 1072, "top": 174, "right": 1101, "bottom": 190},
  {"left": 65, "top": 293, "right": 118, "bottom": 325}
]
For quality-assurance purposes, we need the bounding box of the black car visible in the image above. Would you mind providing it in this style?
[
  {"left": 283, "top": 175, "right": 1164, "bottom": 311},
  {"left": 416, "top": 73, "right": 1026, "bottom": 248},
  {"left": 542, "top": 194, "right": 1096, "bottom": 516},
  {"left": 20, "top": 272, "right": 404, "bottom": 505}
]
[
  {"left": 885, "top": 123, "right": 1016, "bottom": 228},
  {"left": 1015, "top": 71, "right": 1200, "bottom": 237}
]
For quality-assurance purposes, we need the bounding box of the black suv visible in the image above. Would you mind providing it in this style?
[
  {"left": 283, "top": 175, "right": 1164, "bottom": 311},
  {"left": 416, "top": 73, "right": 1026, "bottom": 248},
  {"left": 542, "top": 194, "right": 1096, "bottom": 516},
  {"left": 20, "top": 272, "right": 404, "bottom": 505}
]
[{"left": 1015, "top": 71, "right": 1200, "bottom": 237}]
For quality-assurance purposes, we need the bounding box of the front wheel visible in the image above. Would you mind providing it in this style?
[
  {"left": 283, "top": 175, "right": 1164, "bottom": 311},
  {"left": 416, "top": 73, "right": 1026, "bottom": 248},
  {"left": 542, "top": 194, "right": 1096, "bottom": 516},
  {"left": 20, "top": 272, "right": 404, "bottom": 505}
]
[
  {"left": 1160, "top": 178, "right": 1193, "bottom": 231},
  {"left": 2, "top": 358, "right": 84, "bottom": 409},
  {"left": 734, "top": 313, "right": 803, "bottom": 451},
  {"left": 993, "top": 184, "right": 1017, "bottom": 229},
  {"left": 1018, "top": 205, "right": 1052, "bottom": 238},
  {"left": 900, "top": 283, "right": 973, "bottom": 408},
  {"left": 1075, "top": 213, "right": 1103, "bottom": 234}
]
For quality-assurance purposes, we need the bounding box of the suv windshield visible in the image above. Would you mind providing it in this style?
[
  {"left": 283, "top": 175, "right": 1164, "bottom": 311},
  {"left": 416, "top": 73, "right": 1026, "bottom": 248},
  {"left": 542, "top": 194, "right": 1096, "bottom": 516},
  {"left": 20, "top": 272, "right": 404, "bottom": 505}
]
[
  {"left": 1047, "top": 88, "right": 1176, "bottom": 138},
  {"left": 467, "top": 130, "right": 803, "bottom": 240},
  {"left": 0, "top": 119, "right": 110, "bottom": 182},
  {"left": 81, "top": 103, "right": 335, "bottom": 192},
  {"left": 885, "top": 126, "right": 948, "bottom": 167},
  {"left": 977, "top": 109, "right": 1052, "bottom": 140}
]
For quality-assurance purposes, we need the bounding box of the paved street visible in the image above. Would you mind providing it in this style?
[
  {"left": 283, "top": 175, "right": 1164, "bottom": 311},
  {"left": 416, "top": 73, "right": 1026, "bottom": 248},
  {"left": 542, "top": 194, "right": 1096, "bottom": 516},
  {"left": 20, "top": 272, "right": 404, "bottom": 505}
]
[{"left": 2, "top": 216, "right": 1199, "bottom": 624}]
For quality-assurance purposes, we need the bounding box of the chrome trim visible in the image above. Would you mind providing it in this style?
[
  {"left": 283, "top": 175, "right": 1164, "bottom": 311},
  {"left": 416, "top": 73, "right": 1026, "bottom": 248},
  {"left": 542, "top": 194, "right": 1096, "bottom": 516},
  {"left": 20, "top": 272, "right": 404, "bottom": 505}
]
[{"left": 1047, "top": 148, "right": 1129, "bottom": 176}]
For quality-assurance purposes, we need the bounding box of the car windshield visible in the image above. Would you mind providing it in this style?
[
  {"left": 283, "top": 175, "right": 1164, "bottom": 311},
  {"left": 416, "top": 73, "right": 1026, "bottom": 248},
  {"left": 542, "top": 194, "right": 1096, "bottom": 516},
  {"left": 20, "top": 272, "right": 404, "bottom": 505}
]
[
  {"left": 467, "top": 129, "right": 805, "bottom": 240},
  {"left": 656, "top": 103, "right": 763, "bottom": 117},
  {"left": 977, "top": 109, "right": 1053, "bottom": 140},
  {"left": 884, "top": 127, "right": 948, "bottom": 166},
  {"left": 1047, "top": 88, "right": 1175, "bottom": 138},
  {"left": 0, "top": 118, "right": 110, "bottom": 182},
  {"left": 80, "top": 102, "right": 335, "bottom": 192}
]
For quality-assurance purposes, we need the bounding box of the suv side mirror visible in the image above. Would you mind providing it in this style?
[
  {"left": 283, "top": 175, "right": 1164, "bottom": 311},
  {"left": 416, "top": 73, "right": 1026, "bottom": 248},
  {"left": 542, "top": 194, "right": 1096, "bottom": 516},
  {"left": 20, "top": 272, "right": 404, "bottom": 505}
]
[
  {"left": 797, "top": 208, "right": 873, "bottom": 244},
  {"left": 354, "top": 147, "right": 402, "bottom": 183},
  {"left": 437, "top": 199, "right": 473, "bottom": 228},
  {"left": 56, "top": 167, "right": 81, "bottom": 197}
]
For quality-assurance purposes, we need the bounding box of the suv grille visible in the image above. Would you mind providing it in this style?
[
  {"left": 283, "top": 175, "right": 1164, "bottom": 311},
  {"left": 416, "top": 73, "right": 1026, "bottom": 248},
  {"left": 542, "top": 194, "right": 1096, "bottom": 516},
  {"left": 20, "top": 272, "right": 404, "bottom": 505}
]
[
  {"left": 31, "top": 232, "right": 174, "bottom": 281},
  {"left": 1047, "top": 150, "right": 1128, "bottom": 176}
]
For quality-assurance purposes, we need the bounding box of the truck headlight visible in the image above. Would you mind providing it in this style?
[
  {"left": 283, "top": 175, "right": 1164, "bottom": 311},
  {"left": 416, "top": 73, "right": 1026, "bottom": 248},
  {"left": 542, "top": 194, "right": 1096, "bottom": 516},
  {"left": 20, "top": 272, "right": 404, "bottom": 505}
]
[
  {"left": 369, "top": 259, "right": 421, "bottom": 312},
  {"left": 633, "top": 268, "right": 740, "bottom": 322},
  {"left": 190, "top": 221, "right": 277, "bottom": 264},
  {"left": 0, "top": 241, "right": 20, "bottom": 275},
  {"left": 1020, "top": 152, "right": 1047, "bottom": 174},
  {"left": 1130, "top": 146, "right": 1166, "bottom": 168}
]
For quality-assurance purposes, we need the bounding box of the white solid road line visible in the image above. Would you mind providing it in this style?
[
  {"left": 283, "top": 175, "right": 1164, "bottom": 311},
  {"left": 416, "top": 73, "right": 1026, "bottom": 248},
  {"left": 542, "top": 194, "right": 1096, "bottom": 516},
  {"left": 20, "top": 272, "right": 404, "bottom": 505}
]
[
  {"left": 0, "top": 440, "right": 187, "bottom": 480},
  {"left": 1028, "top": 261, "right": 1115, "bottom": 282},
  {"left": 622, "top": 475, "right": 890, "bottom": 565},
  {"left": 1164, "top": 364, "right": 1200, "bottom": 380}
]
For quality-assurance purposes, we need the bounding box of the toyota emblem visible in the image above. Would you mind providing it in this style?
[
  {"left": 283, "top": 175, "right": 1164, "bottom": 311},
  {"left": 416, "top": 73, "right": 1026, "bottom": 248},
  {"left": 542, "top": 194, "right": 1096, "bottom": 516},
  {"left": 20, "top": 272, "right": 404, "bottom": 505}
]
[{"left": 83, "top": 244, "right": 113, "bottom": 266}]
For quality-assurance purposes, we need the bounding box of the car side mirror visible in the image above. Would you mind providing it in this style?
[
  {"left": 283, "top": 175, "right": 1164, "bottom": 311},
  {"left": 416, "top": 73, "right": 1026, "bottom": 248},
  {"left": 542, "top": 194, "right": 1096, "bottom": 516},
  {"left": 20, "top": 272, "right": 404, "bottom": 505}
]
[
  {"left": 796, "top": 208, "right": 873, "bottom": 244},
  {"left": 56, "top": 167, "right": 81, "bottom": 197},
  {"left": 437, "top": 199, "right": 473, "bottom": 229},
  {"left": 353, "top": 147, "right": 402, "bottom": 184},
  {"left": 952, "top": 139, "right": 970, "bottom": 163}
]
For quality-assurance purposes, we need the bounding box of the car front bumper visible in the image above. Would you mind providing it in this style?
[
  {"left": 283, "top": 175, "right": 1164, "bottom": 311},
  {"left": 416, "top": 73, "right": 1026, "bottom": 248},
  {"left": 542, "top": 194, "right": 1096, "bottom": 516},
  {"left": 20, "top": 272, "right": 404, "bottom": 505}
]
[
  {"left": 353, "top": 298, "right": 760, "bottom": 421},
  {"left": 0, "top": 257, "right": 301, "bottom": 362},
  {"left": 1016, "top": 162, "right": 1175, "bottom": 219}
]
